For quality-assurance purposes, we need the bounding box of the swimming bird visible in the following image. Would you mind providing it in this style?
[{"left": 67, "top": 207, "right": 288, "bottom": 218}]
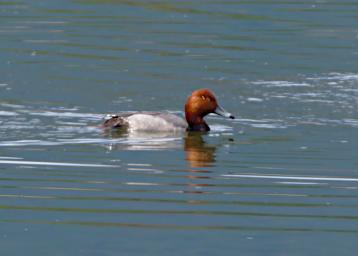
[{"left": 103, "top": 88, "right": 234, "bottom": 132}]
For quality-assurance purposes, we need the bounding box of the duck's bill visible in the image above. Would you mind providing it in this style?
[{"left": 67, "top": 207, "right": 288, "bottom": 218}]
[{"left": 214, "top": 105, "right": 235, "bottom": 119}]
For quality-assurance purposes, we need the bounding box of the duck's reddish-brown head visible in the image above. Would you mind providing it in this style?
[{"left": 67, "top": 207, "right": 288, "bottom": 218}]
[{"left": 185, "top": 89, "right": 234, "bottom": 131}]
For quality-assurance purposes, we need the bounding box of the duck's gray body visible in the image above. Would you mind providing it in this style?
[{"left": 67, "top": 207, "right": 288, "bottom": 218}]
[{"left": 103, "top": 112, "right": 187, "bottom": 131}]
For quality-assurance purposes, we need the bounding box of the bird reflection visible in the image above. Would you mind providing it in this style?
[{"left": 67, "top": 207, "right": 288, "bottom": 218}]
[
  {"left": 184, "top": 132, "right": 216, "bottom": 168},
  {"left": 102, "top": 128, "right": 183, "bottom": 151},
  {"left": 103, "top": 129, "right": 222, "bottom": 196},
  {"left": 103, "top": 129, "right": 218, "bottom": 168}
]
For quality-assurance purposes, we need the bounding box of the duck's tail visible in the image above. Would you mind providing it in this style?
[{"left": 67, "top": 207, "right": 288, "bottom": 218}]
[{"left": 103, "top": 114, "right": 129, "bottom": 129}]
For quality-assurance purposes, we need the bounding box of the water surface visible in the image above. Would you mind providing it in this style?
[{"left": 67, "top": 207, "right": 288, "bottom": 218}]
[{"left": 1, "top": 1, "right": 358, "bottom": 255}]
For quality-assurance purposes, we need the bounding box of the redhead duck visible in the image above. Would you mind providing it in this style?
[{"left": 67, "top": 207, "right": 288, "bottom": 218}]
[{"left": 103, "top": 88, "right": 234, "bottom": 132}]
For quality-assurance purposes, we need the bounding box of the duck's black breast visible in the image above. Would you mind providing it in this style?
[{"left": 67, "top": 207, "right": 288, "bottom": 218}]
[{"left": 187, "top": 123, "right": 210, "bottom": 132}]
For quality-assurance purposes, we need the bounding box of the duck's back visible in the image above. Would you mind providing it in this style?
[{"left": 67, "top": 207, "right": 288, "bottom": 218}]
[{"left": 103, "top": 112, "right": 187, "bottom": 131}]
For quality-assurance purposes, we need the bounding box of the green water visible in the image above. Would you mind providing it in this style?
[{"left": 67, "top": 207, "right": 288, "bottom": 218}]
[{"left": 1, "top": 1, "right": 358, "bottom": 255}]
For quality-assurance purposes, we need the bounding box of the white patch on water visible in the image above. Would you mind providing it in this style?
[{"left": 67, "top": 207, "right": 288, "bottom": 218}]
[
  {"left": 251, "top": 80, "right": 312, "bottom": 87},
  {"left": 308, "top": 72, "right": 358, "bottom": 81},
  {"left": 299, "top": 99, "right": 334, "bottom": 104},
  {"left": 251, "top": 123, "right": 287, "bottom": 129},
  {"left": 209, "top": 124, "right": 233, "bottom": 132},
  {"left": 23, "top": 21, "right": 68, "bottom": 25},
  {"left": 0, "top": 111, "right": 18, "bottom": 116},
  {"left": 23, "top": 39, "right": 68, "bottom": 44},
  {"left": 0, "top": 156, "right": 23, "bottom": 160},
  {"left": 127, "top": 163, "right": 152, "bottom": 167},
  {"left": 0, "top": 124, "right": 36, "bottom": 130},
  {"left": 0, "top": 103, "right": 25, "bottom": 109},
  {"left": 247, "top": 97, "right": 263, "bottom": 102},
  {"left": 127, "top": 168, "right": 163, "bottom": 174},
  {"left": 125, "top": 182, "right": 159, "bottom": 186},
  {"left": 0, "top": 136, "right": 182, "bottom": 148},
  {"left": 343, "top": 119, "right": 358, "bottom": 126},
  {"left": 28, "top": 111, "right": 102, "bottom": 120},
  {"left": 277, "top": 182, "right": 325, "bottom": 185},
  {"left": 232, "top": 118, "right": 287, "bottom": 129},
  {"left": 56, "top": 126, "right": 100, "bottom": 133},
  {"left": 55, "top": 121, "right": 88, "bottom": 126}
]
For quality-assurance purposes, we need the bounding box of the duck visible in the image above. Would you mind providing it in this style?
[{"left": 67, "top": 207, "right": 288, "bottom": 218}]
[{"left": 103, "top": 88, "right": 234, "bottom": 132}]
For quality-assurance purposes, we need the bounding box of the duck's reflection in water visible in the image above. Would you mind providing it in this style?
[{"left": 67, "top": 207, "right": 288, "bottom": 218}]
[
  {"left": 103, "top": 129, "right": 217, "bottom": 168},
  {"left": 104, "top": 129, "right": 221, "bottom": 196},
  {"left": 103, "top": 128, "right": 183, "bottom": 151},
  {"left": 184, "top": 132, "right": 216, "bottom": 168},
  {"left": 181, "top": 132, "right": 217, "bottom": 196}
]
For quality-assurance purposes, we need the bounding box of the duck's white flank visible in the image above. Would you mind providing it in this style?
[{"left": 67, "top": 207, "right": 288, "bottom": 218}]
[{"left": 126, "top": 113, "right": 187, "bottom": 131}]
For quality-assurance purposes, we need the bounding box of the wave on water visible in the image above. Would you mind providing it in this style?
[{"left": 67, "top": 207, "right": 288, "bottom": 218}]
[
  {"left": 251, "top": 81, "right": 312, "bottom": 87},
  {"left": 0, "top": 136, "right": 183, "bottom": 149},
  {"left": 0, "top": 111, "right": 19, "bottom": 116},
  {"left": 0, "top": 159, "right": 119, "bottom": 168},
  {"left": 0, "top": 103, "right": 236, "bottom": 148},
  {"left": 222, "top": 173, "right": 358, "bottom": 182},
  {"left": 245, "top": 72, "right": 358, "bottom": 128},
  {"left": 0, "top": 71, "right": 357, "bottom": 147}
]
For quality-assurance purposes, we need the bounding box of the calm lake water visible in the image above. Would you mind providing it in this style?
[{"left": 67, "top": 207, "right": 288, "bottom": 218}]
[{"left": 1, "top": 0, "right": 358, "bottom": 255}]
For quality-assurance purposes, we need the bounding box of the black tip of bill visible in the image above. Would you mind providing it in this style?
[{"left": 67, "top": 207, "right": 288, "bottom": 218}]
[{"left": 214, "top": 105, "right": 235, "bottom": 119}]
